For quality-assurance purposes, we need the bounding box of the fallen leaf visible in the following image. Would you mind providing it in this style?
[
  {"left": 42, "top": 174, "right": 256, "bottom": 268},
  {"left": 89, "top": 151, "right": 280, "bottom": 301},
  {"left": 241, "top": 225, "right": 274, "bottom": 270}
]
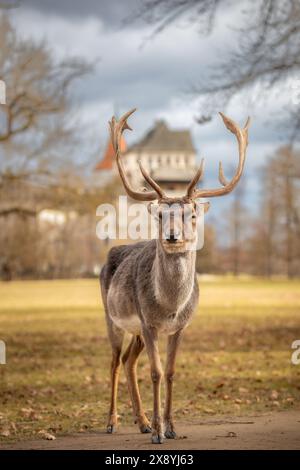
[
  {"left": 286, "top": 397, "right": 294, "bottom": 404},
  {"left": 38, "top": 430, "right": 56, "bottom": 440},
  {"left": 10, "top": 422, "right": 17, "bottom": 432},
  {"left": 270, "top": 390, "right": 279, "bottom": 400},
  {"left": 215, "top": 382, "right": 225, "bottom": 389},
  {"left": 203, "top": 407, "right": 214, "bottom": 414}
]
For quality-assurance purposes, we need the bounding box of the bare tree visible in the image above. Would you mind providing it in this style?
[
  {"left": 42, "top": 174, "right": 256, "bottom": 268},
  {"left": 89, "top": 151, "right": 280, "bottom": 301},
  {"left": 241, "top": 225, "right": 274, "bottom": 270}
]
[
  {"left": 229, "top": 181, "right": 247, "bottom": 276},
  {"left": 279, "top": 147, "right": 300, "bottom": 277},
  {"left": 0, "top": 14, "right": 93, "bottom": 278},
  {"left": 260, "top": 162, "right": 278, "bottom": 277},
  {"left": 0, "top": 14, "right": 92, "bottom": 194},
  {"left": 130, "top": 0, "right": 300, "bottom": 138},
  {"left": 253, "top": 146, "right": 300, "bottom": 277}
]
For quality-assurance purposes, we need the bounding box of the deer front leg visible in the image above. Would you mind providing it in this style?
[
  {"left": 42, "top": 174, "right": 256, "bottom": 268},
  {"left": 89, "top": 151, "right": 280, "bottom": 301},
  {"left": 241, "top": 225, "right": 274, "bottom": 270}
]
[
  {"left": 122, "top": 335, "right": 151, "bottom": 434},
  {"left": 164, "top": 329, "right": 183, "bottom": 439},
  {"left": 106, "top": 321, "right": 124, "bottom": 434},
  {"left": 142, "top": 326, "right": 164, "bottom": 444}
]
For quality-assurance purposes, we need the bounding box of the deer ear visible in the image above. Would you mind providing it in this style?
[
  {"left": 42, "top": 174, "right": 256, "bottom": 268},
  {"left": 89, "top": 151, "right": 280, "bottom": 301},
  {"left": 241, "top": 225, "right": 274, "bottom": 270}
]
[{"left": 194, "top": 201, "right": 210, "bottom": 214}]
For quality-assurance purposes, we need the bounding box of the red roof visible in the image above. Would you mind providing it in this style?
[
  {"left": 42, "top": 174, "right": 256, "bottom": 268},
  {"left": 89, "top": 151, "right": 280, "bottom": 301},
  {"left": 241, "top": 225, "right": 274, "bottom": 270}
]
[{"left": 95, "top": 136, "right": 127, "bottom": 171}]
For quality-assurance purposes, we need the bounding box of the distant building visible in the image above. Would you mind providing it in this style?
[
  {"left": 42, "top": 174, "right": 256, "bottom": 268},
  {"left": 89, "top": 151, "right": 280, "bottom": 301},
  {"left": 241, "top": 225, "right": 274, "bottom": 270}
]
[
  {"left": 95, "top": 120, "right": 197, "bottom": 197},
  {"left": 38, "top": 209, "right": 77, "bottom": 226},
  {"left": 95, "top": 135, "right": 127, "bottom": 171}
]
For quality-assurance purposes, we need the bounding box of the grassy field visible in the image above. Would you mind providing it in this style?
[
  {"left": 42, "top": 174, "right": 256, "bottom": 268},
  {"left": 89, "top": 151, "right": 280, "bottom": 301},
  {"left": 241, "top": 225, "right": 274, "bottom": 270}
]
[{"left": 0, "top": 277, "right": 299, "bottom": 442}]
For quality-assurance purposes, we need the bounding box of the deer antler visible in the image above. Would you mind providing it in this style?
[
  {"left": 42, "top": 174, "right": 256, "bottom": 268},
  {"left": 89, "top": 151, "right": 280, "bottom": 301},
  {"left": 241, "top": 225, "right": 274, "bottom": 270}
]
[
  {"left": 109, "top": 109, "right": 165, "bottom": 201},
  {"left": 186, "top": 158, "right": 205, "bottom": 198},
  {"left": 186, "top": 113, "right": 250, "bottom": 199}
]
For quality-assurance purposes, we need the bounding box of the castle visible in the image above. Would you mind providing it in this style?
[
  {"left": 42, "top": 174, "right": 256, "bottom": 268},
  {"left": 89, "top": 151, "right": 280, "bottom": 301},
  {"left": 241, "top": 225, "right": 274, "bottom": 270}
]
[{"left": 95, "top": 119, "right": 197, "bottom": 197}]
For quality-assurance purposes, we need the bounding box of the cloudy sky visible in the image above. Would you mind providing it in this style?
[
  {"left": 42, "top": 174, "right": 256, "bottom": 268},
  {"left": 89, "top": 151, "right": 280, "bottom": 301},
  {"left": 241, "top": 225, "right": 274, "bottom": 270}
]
[{"left": 8, "top": 0, "right": 291, "bottom": 217}]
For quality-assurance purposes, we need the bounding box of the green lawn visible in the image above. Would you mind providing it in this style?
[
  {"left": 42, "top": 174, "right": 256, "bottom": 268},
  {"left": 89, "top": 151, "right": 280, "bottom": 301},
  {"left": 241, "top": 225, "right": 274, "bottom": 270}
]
[{"left": 0, "top": 277, "right": 299, "bottom": 442}]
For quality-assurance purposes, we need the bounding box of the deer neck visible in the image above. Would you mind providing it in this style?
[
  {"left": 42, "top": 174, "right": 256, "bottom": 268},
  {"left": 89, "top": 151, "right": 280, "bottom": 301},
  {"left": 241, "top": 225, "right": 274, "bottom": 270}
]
[{"left": 152, "top": 240, "right": 196, "bottom": 312}]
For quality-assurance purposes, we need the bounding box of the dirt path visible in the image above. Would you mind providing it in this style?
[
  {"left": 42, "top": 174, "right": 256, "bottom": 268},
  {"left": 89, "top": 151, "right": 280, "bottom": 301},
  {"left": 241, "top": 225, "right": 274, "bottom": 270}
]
[{"left": 1, "top": 410, "right": 300, "bottom": 450}]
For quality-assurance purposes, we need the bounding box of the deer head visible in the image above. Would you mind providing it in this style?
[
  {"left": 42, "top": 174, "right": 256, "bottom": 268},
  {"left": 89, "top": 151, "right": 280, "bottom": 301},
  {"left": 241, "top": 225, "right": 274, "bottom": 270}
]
[{"left": 109, "top": 109, "right": 250, "bottom": 253}]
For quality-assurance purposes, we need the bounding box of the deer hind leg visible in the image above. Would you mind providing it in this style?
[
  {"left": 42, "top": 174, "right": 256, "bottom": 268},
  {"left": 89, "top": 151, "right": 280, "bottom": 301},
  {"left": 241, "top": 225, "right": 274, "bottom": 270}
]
[
  {"left": 106, "top": 320, "right": 124, "bottom": 434},
  {"left": 164, "top": 329, "right": 183, "bottom": 439},
  {"left": 142, "top": 326, "right": 164, "bottom": 444},
  {"left": 122, "top": 335, "right": 151, "bottom": 434}
]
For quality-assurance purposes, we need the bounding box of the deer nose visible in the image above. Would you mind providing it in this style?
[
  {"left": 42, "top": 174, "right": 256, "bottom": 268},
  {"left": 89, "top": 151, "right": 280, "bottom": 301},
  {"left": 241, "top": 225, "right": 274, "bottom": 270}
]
[{"left": 166, "top": 232, "right": 179, "bottom": 243}]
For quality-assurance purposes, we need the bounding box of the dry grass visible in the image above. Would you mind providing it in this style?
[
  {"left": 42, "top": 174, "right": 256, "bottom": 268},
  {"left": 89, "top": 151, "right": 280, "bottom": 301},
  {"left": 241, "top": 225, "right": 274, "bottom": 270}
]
[{"left": 0, "top": 277, "right": 299, "bottom": 442}]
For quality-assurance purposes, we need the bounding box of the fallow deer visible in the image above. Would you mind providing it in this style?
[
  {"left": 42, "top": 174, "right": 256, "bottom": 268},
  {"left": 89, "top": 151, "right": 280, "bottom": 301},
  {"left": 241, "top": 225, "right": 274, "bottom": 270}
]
[{"left": 100, "top": 109, "right": 250, "bottom": 444}]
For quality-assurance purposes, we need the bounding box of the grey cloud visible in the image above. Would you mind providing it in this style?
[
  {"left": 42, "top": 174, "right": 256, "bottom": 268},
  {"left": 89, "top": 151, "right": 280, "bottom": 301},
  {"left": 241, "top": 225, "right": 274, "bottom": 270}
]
[{"left": 21, "top": 0, "right": 140, "bottom": 27}]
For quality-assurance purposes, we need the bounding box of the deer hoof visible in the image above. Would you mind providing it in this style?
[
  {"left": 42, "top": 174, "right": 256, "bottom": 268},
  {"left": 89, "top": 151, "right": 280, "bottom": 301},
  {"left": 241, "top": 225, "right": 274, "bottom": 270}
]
[
  {"left": 140, "top": 424, "right": 152, "bottom": 434},
  {"left": 165, "top": 429, "right": 176, "bottom": 439},
  {"left": 152, "top": 433, "right": 164, "bottom": 444},
  {"left": 106, "top": 424, "right": 117, "bottom": 434}
]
